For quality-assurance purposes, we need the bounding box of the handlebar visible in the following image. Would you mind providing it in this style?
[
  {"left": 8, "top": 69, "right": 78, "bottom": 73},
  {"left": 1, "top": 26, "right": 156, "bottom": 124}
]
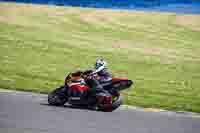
[{"left": 82, "top": 70, "right": 99, "bottom": 80}]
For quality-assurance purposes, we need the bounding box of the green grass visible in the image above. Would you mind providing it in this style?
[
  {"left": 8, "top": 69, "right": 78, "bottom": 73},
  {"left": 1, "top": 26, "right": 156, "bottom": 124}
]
[{"left": 0, "top": 2, "right": 200, "bottom": 113}]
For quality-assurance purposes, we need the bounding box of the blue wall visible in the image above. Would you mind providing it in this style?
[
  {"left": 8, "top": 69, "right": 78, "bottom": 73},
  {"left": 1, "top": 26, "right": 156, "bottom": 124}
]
[{"left": 1, "top": 0, "right": 200, "bottom": 14}]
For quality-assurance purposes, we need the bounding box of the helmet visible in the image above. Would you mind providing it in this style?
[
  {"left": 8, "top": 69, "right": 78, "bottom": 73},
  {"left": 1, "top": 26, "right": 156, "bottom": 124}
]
[{"left": 95, "top": 58, "right": 107, "bottom": 69}]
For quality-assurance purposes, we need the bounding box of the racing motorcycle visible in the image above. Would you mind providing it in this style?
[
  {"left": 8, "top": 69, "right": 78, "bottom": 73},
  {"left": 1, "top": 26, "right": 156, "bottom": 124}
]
[{"left": 48, "top": 70, "right": 133, "bottom": 111}]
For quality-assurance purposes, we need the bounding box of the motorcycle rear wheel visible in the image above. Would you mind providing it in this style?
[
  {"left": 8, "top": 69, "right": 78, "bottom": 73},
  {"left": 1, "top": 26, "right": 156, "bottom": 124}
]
[{"left": 98, "top": 95, "right": 123, "bottom": 112}]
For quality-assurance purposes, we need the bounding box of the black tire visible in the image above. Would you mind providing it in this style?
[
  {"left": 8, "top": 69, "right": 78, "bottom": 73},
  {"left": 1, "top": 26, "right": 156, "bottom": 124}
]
[
  {"left": 98, "top": 95, "right": 123, "bottom": 112},
  {"left": 110, "top": 95, "right": 123, "bottom": 111},
  {"left": 48, "top": 86, "right": 68, "bottom": 106}
]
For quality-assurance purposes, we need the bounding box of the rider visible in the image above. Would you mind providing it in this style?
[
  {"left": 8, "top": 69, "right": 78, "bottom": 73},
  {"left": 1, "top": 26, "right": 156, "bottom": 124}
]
[
  {"left": 93, "top": 58, "right": 112, "bottom": 84},
  {"left": 85, "top": 58, "right": 113, "bottom": 106}
]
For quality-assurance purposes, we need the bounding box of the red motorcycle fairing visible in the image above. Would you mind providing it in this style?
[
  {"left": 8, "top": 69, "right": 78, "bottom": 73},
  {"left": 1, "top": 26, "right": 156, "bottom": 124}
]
[
  {"left": 68, "top": 84, "right": 90, "bottom": 103},
  {"left": 112, "top": 78, "right": 133, "bottom": 91},
  {"left": 112, "top": 77, "right": 128, "bottom": 82},
  {"left": 69, "top": 84, "right": 89, "bottom": 92}
]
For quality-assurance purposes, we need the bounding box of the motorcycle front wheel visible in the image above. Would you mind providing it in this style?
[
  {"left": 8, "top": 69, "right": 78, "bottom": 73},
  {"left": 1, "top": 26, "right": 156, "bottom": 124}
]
[{"left": 48, "top": 86, "right": 68, "bottom": 106}]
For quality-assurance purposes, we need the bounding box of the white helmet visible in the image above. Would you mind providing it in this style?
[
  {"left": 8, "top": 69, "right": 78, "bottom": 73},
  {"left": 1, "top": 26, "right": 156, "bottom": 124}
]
[{"left": 95, "top": 58, "right": 107, "bottom": 70}]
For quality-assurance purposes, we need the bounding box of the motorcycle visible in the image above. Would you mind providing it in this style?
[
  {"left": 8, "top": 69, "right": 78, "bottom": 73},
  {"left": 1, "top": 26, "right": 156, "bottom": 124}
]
[{"left": 48, "top": 70, "right": 133, "bottom": 111}]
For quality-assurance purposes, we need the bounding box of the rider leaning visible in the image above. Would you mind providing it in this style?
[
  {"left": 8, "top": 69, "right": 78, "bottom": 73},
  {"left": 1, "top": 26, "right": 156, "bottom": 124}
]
[
  {"left": 87, "top": 58, "right": 112, "bottom": 98},
  {"left": 93, "top": 58, "right": 112, "bottom": 83}
]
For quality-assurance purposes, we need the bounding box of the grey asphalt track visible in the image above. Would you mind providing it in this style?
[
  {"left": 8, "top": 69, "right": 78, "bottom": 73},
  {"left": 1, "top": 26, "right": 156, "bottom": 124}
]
[{"left": 0, "top": 90, "right": 200, "bottom": 133}]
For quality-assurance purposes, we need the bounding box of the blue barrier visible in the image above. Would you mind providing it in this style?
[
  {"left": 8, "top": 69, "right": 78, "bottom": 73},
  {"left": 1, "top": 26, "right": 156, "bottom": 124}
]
[{"left": 1, "top": 0, "right": 200, "bottom": 14}]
